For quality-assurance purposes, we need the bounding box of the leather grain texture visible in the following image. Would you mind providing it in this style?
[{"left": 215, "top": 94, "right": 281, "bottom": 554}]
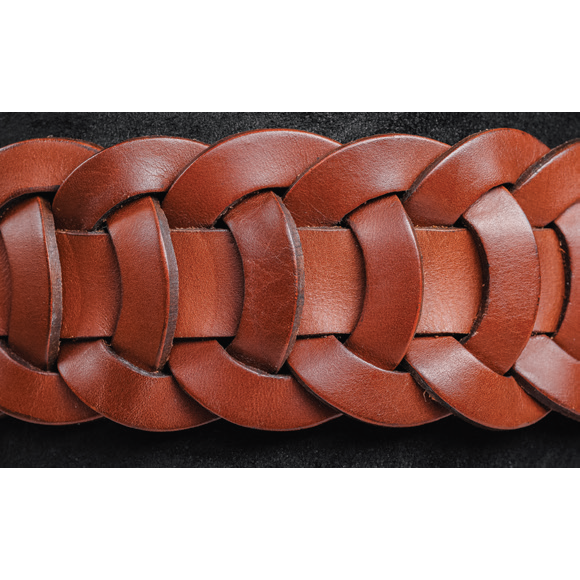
[{"left": 1, "top": 112, "right": 580, "bottom": 467}]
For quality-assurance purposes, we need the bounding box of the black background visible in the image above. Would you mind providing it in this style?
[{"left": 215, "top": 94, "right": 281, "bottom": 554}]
[{"left": 1, "top": 112, "right": 579, "bottom": 468}]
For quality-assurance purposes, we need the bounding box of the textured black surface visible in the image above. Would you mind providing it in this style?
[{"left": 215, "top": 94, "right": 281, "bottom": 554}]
[
  {"left": 1, "top": 112, "right": 579, "bottom": 468},
  {"left": 2, "top": 112, "right": 580, "bottom": 151},
  {"left": 3, "top": 413, "right": 580, "bottom": 467}
]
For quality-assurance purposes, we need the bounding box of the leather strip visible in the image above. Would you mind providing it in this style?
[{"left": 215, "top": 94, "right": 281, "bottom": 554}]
[{"left": 0, "top": 128, "right": 575, "bottom": 431}]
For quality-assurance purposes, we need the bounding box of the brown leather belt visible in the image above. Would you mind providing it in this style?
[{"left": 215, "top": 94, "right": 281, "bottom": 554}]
[{"left": 0, "top": 128, "right": 577, "bottom": 431}]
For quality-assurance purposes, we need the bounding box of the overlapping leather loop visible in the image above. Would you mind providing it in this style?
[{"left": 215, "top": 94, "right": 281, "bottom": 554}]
[
  {"left": 54, "top": 137, "right": 216, "bottom": 431},
  {"left": 285, "top": 135, "right": 451, "bottom": 426},
  {"left": 0, "top": 128, "right": 577, "bottom": 432},
  {"left": 403, "top": 129, "right": 550, "bottom": 429},
  {"left": 512, "top": 141, "right": 580, "bottom": 419},
  {"left": 167, "top": 130, "right": 341, "bottom": 430},
  {"left": 0, "top": 139, "right": 101, "bottom": 424},
  {"left": 403, "top": 128, "right": 550, "bottom": 226},
  {"left": 162, "top": 129, "right": 340, "bottom": 228}
]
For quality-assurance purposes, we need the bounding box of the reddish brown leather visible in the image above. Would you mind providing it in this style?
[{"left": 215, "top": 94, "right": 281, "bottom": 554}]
[
  {"left": 0, "top": 138, "right": 102, "bottom": 205},
  {"left": 415, "top": 228, "right": 482, "bottom": 335},
  {"left": 285, "top": 134, "right": 452, "bottom": 427},
  {"left": 405, "top": 337, "right": 547, "bottom": 430},
  {"left": 0, "top": 226, "right": 563, "bottom": 340},
  {"left": 289, "top": 336, "right": 445, "bottom": 427},
  {"left": 162, "top": 130, "right": 339, "bottom": 228},
  {"left": 283, "top": 134, "right": 449, "bottom": 227},
  {"left": 344, "top": 196, "right": 422, "bottom": 370},
  {"left": 58, "top": 340, "right": 216, "bottom": 431},
  {"left": 534, "top": 229, "right": 565, "bottom": 333},
  {"left": 52, "top": 137, "right": 207, "bottom": 230},
  {"left": 170, "top": 340, "right": 339, "bottom": 431},
  {"left": 460, "top": 187, "right": 540, "bottom": 375},
  {"left": 0, "top": 344, "right": 97, "bottom": 425},
  {"left": 298, "top": 228, "right": 364, "bottom": 336},
  {"left": 53, "top": 137, "right": 217, "bottom": 431},
  {"left": 515, "top": 336, "right": 580, "bottom": 419},
  {"left": 108, "top": 196, "right": 178, "bottom": 371},
  {"left": 1, "top": 196, "right": 62, "bottom": 370},
  {"left": 57, "top": 231, "right": 121, "bottom": 338},
  {"left": 171, "top": 229, "right": 244, "bottom": 338},
  {"left": 0, "top": 138, "right": 100, "bottom": 424},
  {"left": 0, "top": 237, "right": 10, "bottom": 336},
  {"left": 506, "top": 138, "right": 580, "bottom": 420},
  {"left": 0, "top": 128, "right": 577, "bottom": 432},
  {"left": 513, "top": 169, "right": 580, "bottom": 418},
  {"left": 165, "top": 130, "right": 341, "bottom": 429},
  {"left": 513, "top": 139, "right": 580, "bottom": 227},
  {"left": 402, "top": 130, "right": 550, "bottom": 429},
  {"left": 404, "top": 129, "right": 549, "bottom": 226},
  {"left": 553, "top": 204, "right": 580, "bottom": 359},
  {"left": 223, "top": 192, "right": 304, "bottom": 373}
]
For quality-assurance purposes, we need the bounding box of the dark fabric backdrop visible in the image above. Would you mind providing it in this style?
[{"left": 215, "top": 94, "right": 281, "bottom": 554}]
[{"left": 1, "top": 112, "right": 579, "bottom": 467}]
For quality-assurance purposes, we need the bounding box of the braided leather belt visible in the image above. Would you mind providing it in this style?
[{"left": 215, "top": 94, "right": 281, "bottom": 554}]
[{"left": 0, "top": 127, "right": 578, "bottom": 432}]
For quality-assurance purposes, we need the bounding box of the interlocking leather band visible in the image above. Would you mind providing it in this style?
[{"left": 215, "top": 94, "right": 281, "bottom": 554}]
[{"left": 0, "top": 128, "right": 577, "bottom": 431}]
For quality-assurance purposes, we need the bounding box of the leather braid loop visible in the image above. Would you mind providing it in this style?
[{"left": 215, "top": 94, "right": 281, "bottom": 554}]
[
  {"left": 512, "top": 140, "right": 580, "bottom": 419},
  {"left": 53, "top": 137, "right": 216, "bottom": 431},
  {"left": 166, "top": 130, "right": 340, "bottom": 430},
  {"left": 0, "top": 129, "right": 577, "bottom": 431},
  {"left": 284, "top": 135, "right": 450, "bottom": 426},
  {"left": 0, "top": 138, "right": 101, "bottom": 424}
]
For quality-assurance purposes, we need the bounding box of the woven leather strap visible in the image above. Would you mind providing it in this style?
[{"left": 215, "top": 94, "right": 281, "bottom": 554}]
[{"left": 0, "top": 128, "right": 578, "bottom": 431}]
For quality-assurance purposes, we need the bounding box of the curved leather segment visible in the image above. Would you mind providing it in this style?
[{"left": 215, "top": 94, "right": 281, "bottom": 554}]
[
  {"left": 224, "top": 192, "right": 304, "bottom": 374},
  {"left": 345, "top": 196, "right": 422, "bottom": 370},
  {"left": 52, "top": 137, "right": 208, "bottom": 230},
  {"left": 513, "top": 140, "right": 580, "bottom": 227},
  {"left": 404, "top": 129, "right": 549, "bottom": 226},
  {"left": 58, "top": 340, "right": 216, "bottom": 432},
  {"left": 515, "top": 336, "right": 580, "bottom": 420},
  {"left": 288, "top": 336, "right": 449, "bottom": 427},
  {"left": 534, "top": 229, "right": 566, "bottom": 333},
  {"left": 1, "top": 197, "right": 62, "bottom": 370},
  {"left": 162, "top": 130, "right": 340, "bottom": 228},
  {"left": 283, "top": 134, "right": 449, "bottom": 227},
  {"left": 169, "top": 340, "right": 339, "bottom": 431},
  {"left": 0, "top": 138, "right": 101, "bottom": 207},
  {"left": 0, "top": 341, "right": 97, "bottom": 424},
  {"left": 513, "top": 204, "right": 580, "bottom": 417},
  {"left": 406, "top": 337, "right": 548, "bottom": 430},
  {"left": 553, "top": 203, "right": 580, "bottom": 359},
  {"left": 108, "top": 196, "right": 178, "bottom": 372},
  {"left": 461, "top": 187, "right": 540, "bottom": 374}
]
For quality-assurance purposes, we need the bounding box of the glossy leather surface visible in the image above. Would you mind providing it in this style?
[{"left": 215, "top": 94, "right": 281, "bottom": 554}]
[
  {"left": 403, "top": 130, "right": 550, "bottom": 429},
  {"left": 0, "top": 128, "right": 577, "bottom": 432},
  {"left": 0, "top": 138, "right": 101, "bottom": 424}
]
